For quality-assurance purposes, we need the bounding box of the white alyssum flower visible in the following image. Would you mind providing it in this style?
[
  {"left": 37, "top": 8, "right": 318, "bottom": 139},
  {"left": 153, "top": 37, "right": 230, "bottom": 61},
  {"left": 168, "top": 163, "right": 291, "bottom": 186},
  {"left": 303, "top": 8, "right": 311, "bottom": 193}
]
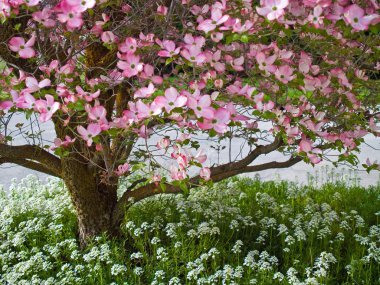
[
  {"left": 133, "top": 267, "right": 144, "bottom": 276},
  {"left": 111, "top": 264, "right": 127, "bottom": 276},
  {"left": 156, "top": 247, "right": 168, "bottom": 261},
  {"left": 232, "top": 240, "right": 244, "bottom": 254},
  {"left": 168, "top": 277, "right": 181, "bottom": 285},
  {"left": 151, "top": 237, "right": 161, "bottom": 245},
  {"left": 130, "top": 251, "right": 144, "bottom": 260}
]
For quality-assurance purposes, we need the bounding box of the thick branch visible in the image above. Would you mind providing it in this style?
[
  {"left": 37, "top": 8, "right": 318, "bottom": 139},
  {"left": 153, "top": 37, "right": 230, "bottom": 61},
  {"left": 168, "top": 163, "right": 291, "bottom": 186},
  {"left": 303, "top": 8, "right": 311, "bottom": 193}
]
[
  {"left": 0, "top": 157, "right": 60, "bottom": 177},
  {"left": 0, "top": 144, "right": 62, "bottom": 177},
  {"left": 243, "top": 156, "right": 303, "bottom": 172},
  {"left": 232, "top": 136, "right": 283, "bottom": 169}
]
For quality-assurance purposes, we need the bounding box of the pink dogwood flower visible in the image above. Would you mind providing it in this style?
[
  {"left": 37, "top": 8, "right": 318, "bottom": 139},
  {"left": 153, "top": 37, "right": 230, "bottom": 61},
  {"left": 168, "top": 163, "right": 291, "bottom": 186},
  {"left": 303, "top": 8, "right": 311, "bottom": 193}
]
[
  {"left": 176, "top": 153, "right": 189, "bottom": 170},
  {"left": 117, "top": 53, "right": 143, "bottom": 77},
  {"left": 76, "top": 87, "right": 100, "bottom": 102},
  {"left": 101, "top": 31, "right": 116, "bottom": 43},
  {"left": 51, "top": 136, "right": 76, "bottom": 150},
  {"left": 194, "top": 149, "right": 207, "bottom": 163},
  {"left": 134, "top": 83, "right": 156, "bottom": 99},
  {"left": 344, "top": 4, "right": 379, "bottom": 31},
  {"left": 256, "top": 0, "right": 289, "bottom": 21},
  {"left": 286, "top": 126, "right": 299, "bottom": 137},
  {"left": 35, "top": 95, "right": 60, "bottom": 122},
  {"left": 187, "top": 94, "right": 215, "bottom": 119},
  {"left": 32, "top": 8, "right": 56, "bottom": 27},
  {"left": 198, "top": 108, "right": 230, "bottom": 133},
  {"left": 157, "top": 5, "right": 168, "bottom": 16},
  {"left": 57, "top": 10, "right": 83, "bottom": 30},
  {"left": 115, "top": 162, "right": 130, "bottom": 176},
  {"left": 308, "top": 5, "right": 324, "bottom": 28},
  {"left": 77, "top": 123, "right": 101, "bottom": 146},
  {"left": 39, "top": 60, "right": 59, "bottom": 76},
  {"left": 155, "top": 87, "right": 187, "bottom": 113},
  {"left": 206, "top": 50, "right": 225, "bottom": 73},
  {"left": 275, "top": 65, "right": 295, "bottom": 83},
  {"left": 183, "top": 34, "right": 205, "bottom": 49},
  {"left": 66, "top": 0, "right": 95, "bottom": 12},
  {"left": 157, "top": 137, "right": 170, "bottom": 149},
  {"left": 232, "top": 19, "right": 254, "bottom": 33},
  {"left": 299, "top": 139, "right": 321, "bottom": 164},
  {"left": 181, "top": 46, "right": 206, "bottom": 65},
  {"left": 231, "top": 56, "right": 244, "bottom": 71},
  {"left": 197, "top": 8, "right": 229, "bottom": 33},
  {"left": 25, "top": 77, "right": 51, "bottom": 93},
  {"left": 170, "top": 166, "right": 187, "bottom": 180},
  {"left": 135, "top": 100, "right": 162, "bottom": 120},
  {"left": 298, "top": 51, "right": 312, "bottom": 74},
  {"left": 200, "top": 167, "right": 211, "bottom": 180},
  {"left": 256, "top": 52, "right": 277, "bottom": 74},
  {"left": 226, "top": 102, "right": 249, "bottom": 121},
  {"left": 0, "top": 1, "right": 11, "bottom": 18},
  {"left": 85, "top": 105, "right": 107, "bottom": 123},
  {"left": 0, "top": 101, "right": 13, "bottom": 111},
  {"left": 18, "top": 93, "right": 36, "bottom": 109},
  {"left": 9, "top": 35, "right": 36, "bottom": 59},
  {"left": 119, "top": 37, "right": 137, "bottom": 53},
  {"left": 253, "top": 92, "right": 274, "bottom": 111},
  {"left": 158, "top": 40, "right": 181, "bottom": 57}
]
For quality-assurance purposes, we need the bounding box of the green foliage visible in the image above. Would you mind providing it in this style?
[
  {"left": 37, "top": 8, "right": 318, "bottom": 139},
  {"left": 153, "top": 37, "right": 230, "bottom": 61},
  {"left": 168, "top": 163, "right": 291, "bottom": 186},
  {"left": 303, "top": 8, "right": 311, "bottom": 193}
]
[{"left": 0, "top": 175, "right": 379, "bottom": 285}]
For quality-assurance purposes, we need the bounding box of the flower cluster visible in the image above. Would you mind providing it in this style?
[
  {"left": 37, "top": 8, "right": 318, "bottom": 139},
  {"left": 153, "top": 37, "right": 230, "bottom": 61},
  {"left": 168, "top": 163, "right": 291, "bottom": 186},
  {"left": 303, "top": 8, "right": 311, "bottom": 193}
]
[{"left": 0, "top": 175, "right": 379, "bottom": 284}]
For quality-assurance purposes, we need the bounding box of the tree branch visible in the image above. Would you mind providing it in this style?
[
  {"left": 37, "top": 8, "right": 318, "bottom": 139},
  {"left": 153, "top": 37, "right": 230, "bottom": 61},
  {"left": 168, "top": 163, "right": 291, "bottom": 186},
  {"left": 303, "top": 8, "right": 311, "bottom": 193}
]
[
  {"left": 112, "top": 137, "right": 299, "bottom": 227},
  {"left": 232, "top": 136, "right": 283, "bottom": 168},
  {"left": 0, "top": 144, "right": 62, "bottom": 177},
  {"left": 244, "top": 156, "right": 303, "bottom": 172},
  {"left": 0, "top": 157, "right": 61, "bottom": 177}
]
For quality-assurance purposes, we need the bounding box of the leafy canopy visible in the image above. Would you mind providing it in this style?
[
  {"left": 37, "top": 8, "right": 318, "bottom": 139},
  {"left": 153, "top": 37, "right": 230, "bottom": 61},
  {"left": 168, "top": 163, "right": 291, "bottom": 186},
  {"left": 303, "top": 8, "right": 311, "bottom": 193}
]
[{"left": 0, "top": 0, "right": 379, "bottom": 185}]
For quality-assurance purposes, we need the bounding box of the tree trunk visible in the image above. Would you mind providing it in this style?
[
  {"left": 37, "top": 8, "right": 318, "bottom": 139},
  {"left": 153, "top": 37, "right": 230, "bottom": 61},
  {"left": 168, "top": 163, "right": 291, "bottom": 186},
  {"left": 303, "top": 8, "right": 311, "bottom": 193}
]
[{"left": 61, "top": 157, "right": 118, "bottom": 247}]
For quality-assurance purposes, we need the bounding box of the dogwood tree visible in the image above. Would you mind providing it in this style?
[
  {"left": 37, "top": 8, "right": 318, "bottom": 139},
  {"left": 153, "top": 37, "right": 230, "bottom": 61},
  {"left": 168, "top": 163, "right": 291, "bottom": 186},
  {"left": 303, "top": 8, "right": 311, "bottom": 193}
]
[{"left": 0, "top": 0, "right": 379, "bottom": 245}]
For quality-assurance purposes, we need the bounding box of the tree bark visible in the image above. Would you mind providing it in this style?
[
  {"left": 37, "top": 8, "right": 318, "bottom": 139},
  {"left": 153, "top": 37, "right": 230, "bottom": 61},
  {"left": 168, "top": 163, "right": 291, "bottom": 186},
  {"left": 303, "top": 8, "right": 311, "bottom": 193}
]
[{"left": 61, "top": 157, "right": 118, "bottom": 247}]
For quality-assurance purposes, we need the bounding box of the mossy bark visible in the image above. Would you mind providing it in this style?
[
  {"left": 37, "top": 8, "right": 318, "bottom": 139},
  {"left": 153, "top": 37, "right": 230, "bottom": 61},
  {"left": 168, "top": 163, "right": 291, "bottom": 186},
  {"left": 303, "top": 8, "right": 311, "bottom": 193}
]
[{"left": 61, "top": 157, "right": 118, "bottom": 246}]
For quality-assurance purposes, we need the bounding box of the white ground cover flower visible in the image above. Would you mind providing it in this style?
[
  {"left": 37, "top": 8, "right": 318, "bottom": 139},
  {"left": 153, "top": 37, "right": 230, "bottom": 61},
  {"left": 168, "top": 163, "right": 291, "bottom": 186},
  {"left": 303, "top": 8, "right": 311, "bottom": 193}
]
[
  {"left": 0, "top": 176, "right": 378, "bottom": 285},
  {"left": 111, "top": 264, "right": 127, "bottom": 276},
  {"left": 232, "top": 240, "right": 244, "bottom": 254},
  {"left": 130, "top": 251, "right": 144, "bottom": 260},
  {"left": 133, "top": 267, "right": 144, "bottom": 276}
]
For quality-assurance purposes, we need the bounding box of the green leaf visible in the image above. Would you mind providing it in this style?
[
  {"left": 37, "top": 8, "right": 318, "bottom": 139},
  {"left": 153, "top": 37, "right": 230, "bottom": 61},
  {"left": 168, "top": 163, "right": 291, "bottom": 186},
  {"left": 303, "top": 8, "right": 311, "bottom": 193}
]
[
  {"left": 25, "top": 110, "right": 33, "bottom": 120},
  {"left": 131, "top": 162, "right": 146, "bottom": 172},
  {"left": 165, "top": 57, "right": 175, "bottom": 65},
  {"left": 107, "top": 128, "right": 119, "bottom": 137},
  {"left": 14, "top": 23, "right": 21, "bottom": 31},
  {"left": 240, "top": 35, "right": 249, "bottom": 43},
  {"left": 88, "top": 8, "right": 94, "bottom": 17},
  {"left": 92, "top": 136, "right": 101, "bottom": 144},
  {"left": 369, "top": 23, "right": 380, "bottom": 35},
  {"left": 209, "top": 129, "right": 217, "bottom": 137},
  {"left": 179, "top": 181, "right": 188, "bottom": 194},
  {"left": 159, "top": 182, "right": 167, "bottom": 192},
  {"left": 225, "top": 35, "right": 233, "bottom": 45}
]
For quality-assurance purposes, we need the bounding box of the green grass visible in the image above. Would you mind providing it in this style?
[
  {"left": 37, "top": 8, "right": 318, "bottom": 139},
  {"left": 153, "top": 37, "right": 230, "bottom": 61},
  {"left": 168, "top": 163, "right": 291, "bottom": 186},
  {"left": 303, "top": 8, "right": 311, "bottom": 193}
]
[{"left": 0, "top": 175, "right": 379, "bottom": 284}]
